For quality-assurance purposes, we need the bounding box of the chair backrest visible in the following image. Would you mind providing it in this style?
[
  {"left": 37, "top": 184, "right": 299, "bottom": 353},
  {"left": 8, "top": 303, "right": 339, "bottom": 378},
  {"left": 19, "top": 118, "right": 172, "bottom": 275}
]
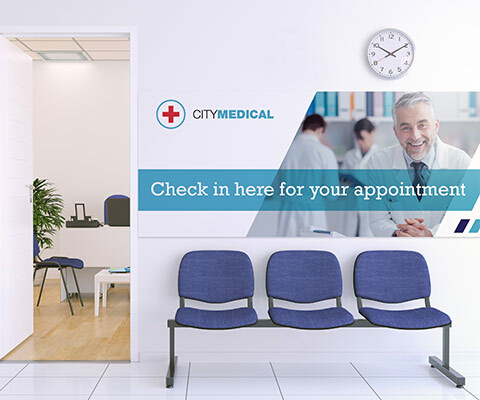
[
  {"left": 104, "top": 194, "right": 129, "bottom": 224},
  {"left": 267, "top": 250, "right": 342, "bottom": 303},
  {"left": 354, "top": 250, "right": 431, "bottom": 303},
  {"left": 33, "top": 233, "right": 40, "bottom": 259},
  {"left": 178, "top": 250, "right": 254, "bottom": 303}
]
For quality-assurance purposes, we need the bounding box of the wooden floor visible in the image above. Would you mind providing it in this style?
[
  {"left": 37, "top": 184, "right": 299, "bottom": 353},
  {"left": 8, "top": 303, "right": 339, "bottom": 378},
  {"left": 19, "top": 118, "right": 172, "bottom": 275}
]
[{"left": 2, "top": 279, "right": 130, "bottom": 361}]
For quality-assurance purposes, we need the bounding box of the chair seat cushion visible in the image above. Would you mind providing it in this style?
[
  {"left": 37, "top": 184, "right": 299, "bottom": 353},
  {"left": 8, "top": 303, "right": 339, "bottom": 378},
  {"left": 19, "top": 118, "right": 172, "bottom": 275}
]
[
  {"left": 269, "top": 307, "right": 354, "bottom": 329},
  {"left": 359, "top": 307, "right": 451, "bottom": 329},
  {"left": 42, "top": 257, "right": 84, "bottom": 269},
  {"left": 175, "top": 307, "right": 258, "bottom": 329}
]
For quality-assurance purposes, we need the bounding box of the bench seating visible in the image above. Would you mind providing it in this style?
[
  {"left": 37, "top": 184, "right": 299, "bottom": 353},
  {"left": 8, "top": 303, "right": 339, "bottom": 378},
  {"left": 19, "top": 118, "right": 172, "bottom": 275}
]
[{"left": 166, "top": 250, "right": 465, "bottom": 388}]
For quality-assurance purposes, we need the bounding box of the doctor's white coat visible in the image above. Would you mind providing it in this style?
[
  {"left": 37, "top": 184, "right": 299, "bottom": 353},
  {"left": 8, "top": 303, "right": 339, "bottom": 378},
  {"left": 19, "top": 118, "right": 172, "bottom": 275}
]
[{"left": 367, "top": 138, "right": 471, "bottom": 237}]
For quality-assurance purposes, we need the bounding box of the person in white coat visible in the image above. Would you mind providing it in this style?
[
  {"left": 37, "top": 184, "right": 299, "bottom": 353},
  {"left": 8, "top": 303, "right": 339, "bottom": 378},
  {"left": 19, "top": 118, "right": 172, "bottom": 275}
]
[
  {"left": 341, "top": 118, "right": 379, "bottom": 236},
  {"left": 368, "top": 92, "right": 471, "bottom": 237},
  {"left": 277, "top": 114, "right": 339, "bottom": 236}
]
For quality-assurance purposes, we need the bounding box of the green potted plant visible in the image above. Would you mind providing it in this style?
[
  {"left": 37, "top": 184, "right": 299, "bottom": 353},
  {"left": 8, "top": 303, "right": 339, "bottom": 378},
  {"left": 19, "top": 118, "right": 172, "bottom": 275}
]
[{"left": 33, "top": 178, "right": 65, "bottom": 253}]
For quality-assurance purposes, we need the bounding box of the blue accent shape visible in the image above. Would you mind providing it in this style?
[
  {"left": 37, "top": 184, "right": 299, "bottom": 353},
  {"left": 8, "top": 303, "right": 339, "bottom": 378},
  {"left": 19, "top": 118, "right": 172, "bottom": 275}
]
[
  {"left": 178, "top": 251, "right": 254, "bottom": 303},
  {"left": 454, "top": 219, "right": 470, "bottom": 233},
  {"left": 267, "top": 251, "right": 342, "bottom": 303},
  {"left": 175, "top": 307, "right": 258, "bottom": 329},
  {"left": 306, "top": 96, "right": 315, "bottom": 116},
  {"left": 354, "top": 251, "right": 431, "bottom": 303},
  {"left": 359, "top": 307, "right": 451, "bottom": 329},
  {"left": 269, "top": 307, "right": 354, "bottom": 329},
  {"left": 469, "top": 219, "right": 480, "bottom": 233},
  {"left": 156, "top": 99, "right": 186, "bottom": 129},
  {"left": 138, "top": 169, "right": 480, "bottom": 212}
]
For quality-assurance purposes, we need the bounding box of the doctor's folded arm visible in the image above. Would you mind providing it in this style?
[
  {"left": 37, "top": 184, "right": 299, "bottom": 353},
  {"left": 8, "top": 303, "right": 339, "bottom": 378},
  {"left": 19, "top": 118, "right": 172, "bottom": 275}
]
[{"left": 367, "top": 92, "right": 471, "bottom": 237}]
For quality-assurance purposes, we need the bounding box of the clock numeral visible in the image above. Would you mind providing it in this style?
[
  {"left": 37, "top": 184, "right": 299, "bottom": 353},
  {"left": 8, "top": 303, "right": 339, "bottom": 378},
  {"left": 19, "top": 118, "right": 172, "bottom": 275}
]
[
  {"left": 389, "top": 33, "right": 394, "bottom": 39},
  {"left": 373, "top": 43, "right": 379, "bottom": 48},
  {"left": 380, "top": 37, "right": 384, "bottom": 42},
  {"left": 380, "top": 67, "right": 384, "bottom": 72},
  {"left": 406, "top": 51, "right": 411, "bottom": 56},
  {"left": 389, "top": 69, "right": 393, "bottom": 74},
  {"left": 404, "top": 61, "right": 409, "bottom": 65},
  {"left": 373, "top": 61, "right": 378, "bottom": 66},
  {"left": 397, "top": 67, "right": 402, "bottom": 72},
  {"left": 370, "top": 51, "right": 375, "bottom": 57}
]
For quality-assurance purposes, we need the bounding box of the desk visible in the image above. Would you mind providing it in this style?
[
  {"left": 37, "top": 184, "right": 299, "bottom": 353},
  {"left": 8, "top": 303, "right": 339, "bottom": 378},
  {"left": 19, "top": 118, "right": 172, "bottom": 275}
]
[
  {"left": 44, "top": 226, "right": 130, "bottom": 300},
  {"left": 95, "top": 270, "right": 130, "bottom": 316}
]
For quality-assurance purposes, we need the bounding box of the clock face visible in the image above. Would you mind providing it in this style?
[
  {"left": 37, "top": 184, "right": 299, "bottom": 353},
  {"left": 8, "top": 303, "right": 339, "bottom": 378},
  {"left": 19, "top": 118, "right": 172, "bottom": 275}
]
[{"left": 366, "top": 29, "right": 414, "bottom": 79}]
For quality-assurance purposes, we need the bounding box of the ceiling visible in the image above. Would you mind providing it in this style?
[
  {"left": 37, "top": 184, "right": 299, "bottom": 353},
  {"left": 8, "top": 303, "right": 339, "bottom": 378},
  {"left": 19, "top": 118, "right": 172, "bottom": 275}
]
[{"left": 7, "top": 37, "right": 130, "bottom": 61}]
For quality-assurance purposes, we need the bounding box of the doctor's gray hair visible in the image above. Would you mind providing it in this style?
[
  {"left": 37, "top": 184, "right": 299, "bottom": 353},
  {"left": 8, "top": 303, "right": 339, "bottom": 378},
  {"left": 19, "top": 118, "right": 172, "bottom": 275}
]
[{"left": 392, "top": 92, "right": 437, "bottom": 127}]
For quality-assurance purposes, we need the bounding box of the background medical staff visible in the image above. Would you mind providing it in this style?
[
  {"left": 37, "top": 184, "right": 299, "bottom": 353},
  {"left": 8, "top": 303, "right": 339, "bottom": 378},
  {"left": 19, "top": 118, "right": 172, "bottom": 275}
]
[
  {"left": 277, "top": 114, "right": 339, "bottom": 236},
  {"left": 339, "top": 118, "right": 379, "bottom": 236}
]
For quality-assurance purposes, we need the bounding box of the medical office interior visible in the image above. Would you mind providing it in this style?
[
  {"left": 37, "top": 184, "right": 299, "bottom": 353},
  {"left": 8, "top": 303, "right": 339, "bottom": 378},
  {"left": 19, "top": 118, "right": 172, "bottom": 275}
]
[
  {"left": 1, "top": 35, "right": 131, "bottom": 361},
  {"left": 0, "top": 1, "right": 480, "bottom": 399}
]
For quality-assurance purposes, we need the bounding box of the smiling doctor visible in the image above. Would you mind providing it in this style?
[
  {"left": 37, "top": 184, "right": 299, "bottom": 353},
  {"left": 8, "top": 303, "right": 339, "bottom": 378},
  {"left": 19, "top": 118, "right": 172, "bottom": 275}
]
[{"left": 368, "top": 92, "right": 471, "bottom": 237}]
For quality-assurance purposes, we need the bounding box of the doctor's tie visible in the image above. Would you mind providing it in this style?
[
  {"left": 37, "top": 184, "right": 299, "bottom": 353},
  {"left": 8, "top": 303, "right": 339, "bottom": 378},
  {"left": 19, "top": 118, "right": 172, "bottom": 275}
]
[{"left": 411, "top": 161, "right": 427, "bottom": 201}]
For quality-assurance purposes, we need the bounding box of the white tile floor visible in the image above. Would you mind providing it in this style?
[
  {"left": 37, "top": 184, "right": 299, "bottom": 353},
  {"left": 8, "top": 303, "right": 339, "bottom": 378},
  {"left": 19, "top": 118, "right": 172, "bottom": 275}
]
[{"left": 0, "top": 355, "right": 479, "bottom": 399}]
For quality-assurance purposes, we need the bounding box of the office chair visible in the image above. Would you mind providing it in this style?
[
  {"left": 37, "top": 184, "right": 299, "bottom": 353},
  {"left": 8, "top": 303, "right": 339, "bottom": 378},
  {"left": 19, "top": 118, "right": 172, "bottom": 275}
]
[{"left": 33, "top": 233, "right": 84, "bottom": 315}]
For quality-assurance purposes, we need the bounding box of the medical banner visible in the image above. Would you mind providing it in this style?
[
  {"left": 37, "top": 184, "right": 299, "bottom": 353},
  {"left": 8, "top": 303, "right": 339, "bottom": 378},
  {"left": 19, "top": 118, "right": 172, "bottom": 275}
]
[{"left": 138, "top": 91, "right": 480, "bottom": 238}]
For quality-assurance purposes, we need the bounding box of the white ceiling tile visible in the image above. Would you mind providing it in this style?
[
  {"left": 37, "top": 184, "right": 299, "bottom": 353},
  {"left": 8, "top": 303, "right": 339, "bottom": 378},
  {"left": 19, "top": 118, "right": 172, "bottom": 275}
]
[
  {"left": 22, "top": 40, "right": 81, "bottom": 51},
  {"left": 87, "top": 51, "right": 130, "bottom": 61},
  {"left": 74, "top": 36, "right": 129, "bottom": 41},
  {"left": 18, "top": 37, "right": 73, "bottom": 41},
  {"left": 76, "top": 40, "right": 130, "bottom": 51}
]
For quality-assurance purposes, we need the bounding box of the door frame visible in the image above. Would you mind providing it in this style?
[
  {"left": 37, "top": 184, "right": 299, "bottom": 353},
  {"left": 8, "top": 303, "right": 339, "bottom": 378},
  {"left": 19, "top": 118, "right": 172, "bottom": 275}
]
[{"left": 0, "top": 26, "right": 139, "bottom": 362}]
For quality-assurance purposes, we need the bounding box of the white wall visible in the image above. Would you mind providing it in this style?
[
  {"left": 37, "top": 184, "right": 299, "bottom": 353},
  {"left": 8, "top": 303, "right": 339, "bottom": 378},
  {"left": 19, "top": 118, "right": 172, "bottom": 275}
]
[
  {"left": 2, "top": 0, "right": 480, "bottom": 359},
  {"left": 33, "top": 61, "right": 130, "bottom": 227}
]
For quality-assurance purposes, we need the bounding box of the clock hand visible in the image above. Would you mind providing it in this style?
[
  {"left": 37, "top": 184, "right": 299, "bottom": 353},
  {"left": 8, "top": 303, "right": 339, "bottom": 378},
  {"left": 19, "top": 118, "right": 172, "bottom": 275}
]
[
  {"left": 389, "top": 44, "right": 408, "bottom": 56},
  {"left": 377, "top": 45, "right": 396, "bottom": 57}
]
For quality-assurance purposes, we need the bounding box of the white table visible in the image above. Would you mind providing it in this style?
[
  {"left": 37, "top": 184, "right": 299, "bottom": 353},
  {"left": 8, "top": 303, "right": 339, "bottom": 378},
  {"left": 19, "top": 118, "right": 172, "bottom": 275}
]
[
  {"left": 43, "top": 226, "right": 130, "bottom": 301},
  {"left": 94, "top": 269, "right": 131, "bottom": 316}
]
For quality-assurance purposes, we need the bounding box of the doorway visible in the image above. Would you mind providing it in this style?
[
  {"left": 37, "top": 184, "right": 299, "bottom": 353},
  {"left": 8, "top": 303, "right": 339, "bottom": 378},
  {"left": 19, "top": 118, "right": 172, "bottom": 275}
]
[{"left": 0, "top": 28, "right": 137, "bottom": 361}]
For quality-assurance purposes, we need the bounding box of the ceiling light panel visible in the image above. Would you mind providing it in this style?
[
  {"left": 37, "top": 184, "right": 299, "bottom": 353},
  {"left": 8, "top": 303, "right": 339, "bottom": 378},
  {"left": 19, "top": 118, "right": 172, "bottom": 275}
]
[
  {"left": 38, "top": 51, "right": 88, "bottom": 61},
  {"left": 87, "top": 51, "right": 130, "bottom": 61}
]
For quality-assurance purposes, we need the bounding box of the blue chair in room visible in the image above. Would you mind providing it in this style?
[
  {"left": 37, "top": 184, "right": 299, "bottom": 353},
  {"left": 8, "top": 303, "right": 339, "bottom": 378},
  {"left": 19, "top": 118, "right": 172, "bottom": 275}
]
[
  {"left": 266, "top": 250, "right": 354, "bottom": 329},
  {"left": 354, "top": 250, "right": 464, "bottom": 387},
  {"left": 104, "top": 194, "right": 129, "bottom": 225},
  {"left": 33, "top": 234, "right": 84, "bottom": 315}
]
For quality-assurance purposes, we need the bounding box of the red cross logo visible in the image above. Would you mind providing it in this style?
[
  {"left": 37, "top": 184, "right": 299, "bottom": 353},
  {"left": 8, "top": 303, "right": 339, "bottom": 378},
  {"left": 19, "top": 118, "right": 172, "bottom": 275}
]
[
  {"left": 162, "top": 105, "right": 180, "bottom": 123},
  {"left": 157, "top": 100, "right": 185, "bottom": 129}
]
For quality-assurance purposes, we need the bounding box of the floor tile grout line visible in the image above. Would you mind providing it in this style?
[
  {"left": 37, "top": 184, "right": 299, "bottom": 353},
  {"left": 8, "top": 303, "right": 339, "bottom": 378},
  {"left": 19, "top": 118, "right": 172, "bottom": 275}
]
[
  {"left": 88, "top": 363, "right": 110, "bottom": 400},
  {"left": 0, "top": 363, "right": 29, "bottom": 393},
  {"left": 350, "top": 362, "right": 383, "bottom": 400},
  {"left": 185, "top": 362, "right": 191, "bottom": 400},
  {"left": 269, "top": 362, "right": 285, "bottom": 400}
]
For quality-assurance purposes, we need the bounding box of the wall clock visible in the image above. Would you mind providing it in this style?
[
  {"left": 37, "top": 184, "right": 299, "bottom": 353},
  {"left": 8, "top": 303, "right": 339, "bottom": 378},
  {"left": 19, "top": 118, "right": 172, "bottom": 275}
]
[{"left": 366, "top": 28, "right": 414, "bottom": 79}]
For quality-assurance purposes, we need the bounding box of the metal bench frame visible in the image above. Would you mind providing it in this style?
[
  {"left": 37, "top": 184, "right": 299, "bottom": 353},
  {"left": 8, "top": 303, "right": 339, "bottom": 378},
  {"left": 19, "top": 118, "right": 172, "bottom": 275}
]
[{"left": 166, "top": 295, "right": 465, "bottom": 388}]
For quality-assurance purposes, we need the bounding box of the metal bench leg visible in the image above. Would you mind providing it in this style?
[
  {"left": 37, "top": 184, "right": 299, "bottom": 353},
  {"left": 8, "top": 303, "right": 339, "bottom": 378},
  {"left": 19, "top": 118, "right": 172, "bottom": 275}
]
[
  {"left": 59, "top": 267, "right": 74, "bottom": 315},
  {"left": 36, "top": 267, "right": 48, "bottom": 306},
  {"left": 429, "top": 325, "right": 465, "bottom": 387},
  {"left": 166, "top": 325, "right": 177, "bottom": 388},
  {"left": 71, "top": 268, "right": 84, "bottom": 307}
]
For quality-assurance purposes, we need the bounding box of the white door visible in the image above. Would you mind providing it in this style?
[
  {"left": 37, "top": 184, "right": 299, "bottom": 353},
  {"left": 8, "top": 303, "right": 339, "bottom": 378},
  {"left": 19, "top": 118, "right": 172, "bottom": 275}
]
[{"left": 0, "top": 35, "right": 33, "bottom": 358}]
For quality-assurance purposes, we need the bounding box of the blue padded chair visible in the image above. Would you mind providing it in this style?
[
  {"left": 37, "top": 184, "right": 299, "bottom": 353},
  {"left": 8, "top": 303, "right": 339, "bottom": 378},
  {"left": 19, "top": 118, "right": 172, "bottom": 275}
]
[
  {"left": 266, "top": 251, "right": 354, "bottom": 329},
  {"left": 104, "top": 194, "right": 129, "bottom": 225},
  {"left": 33, "top": 233, "right": 84, "bottom": 315},
  {"left": 175, "top": 251, "right": 258, "bottom": 329},
  {"left": 354, "top": 250, "right": 451, "bottom": 329}
]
